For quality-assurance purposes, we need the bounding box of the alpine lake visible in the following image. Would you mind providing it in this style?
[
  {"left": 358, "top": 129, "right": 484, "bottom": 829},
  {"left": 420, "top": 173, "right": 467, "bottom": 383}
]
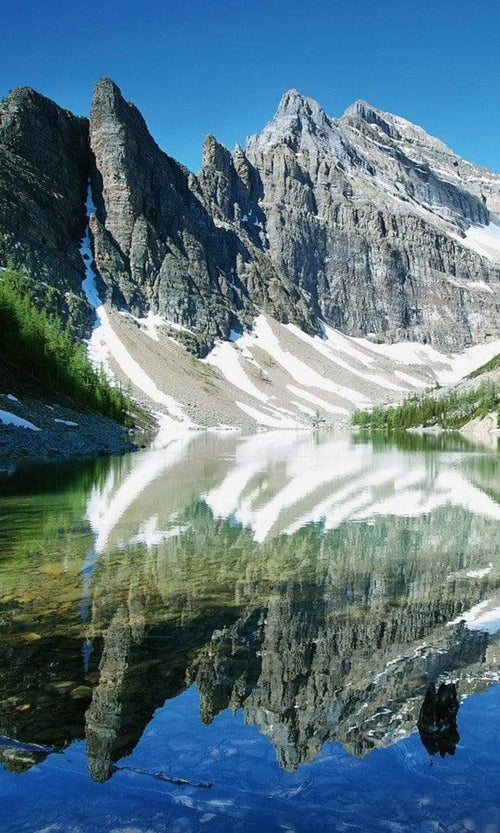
[{"left": 0, "top": 430, "right": 499, "bottom": 833}]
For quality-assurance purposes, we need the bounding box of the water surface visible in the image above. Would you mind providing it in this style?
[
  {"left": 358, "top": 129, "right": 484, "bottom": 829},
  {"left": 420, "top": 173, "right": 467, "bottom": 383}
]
[{"left": 0, "top": 431, "right": 499, "bottom": 832}]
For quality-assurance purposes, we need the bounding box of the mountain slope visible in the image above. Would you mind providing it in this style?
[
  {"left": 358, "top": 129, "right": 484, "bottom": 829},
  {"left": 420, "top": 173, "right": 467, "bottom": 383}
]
[
  {"left": 240, "top": 90, "right": 500, "bottom": 350},
  {"left": 0, "top": 87, "right": 93, "bottom": 336},
  {"left": 85, "top": 305, "right": 500, "bottom": 431},
  {"left": 88, "top": 79, "right": 316, "bottom": 354},
  {"left": 1, "top": 79, "right": 500, "bottom": 430}
]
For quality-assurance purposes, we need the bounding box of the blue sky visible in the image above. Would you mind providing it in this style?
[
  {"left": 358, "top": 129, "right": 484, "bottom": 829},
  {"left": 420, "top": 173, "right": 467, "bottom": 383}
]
[{"left": 1, "top": 0, "right": 499, "bottom": 173}]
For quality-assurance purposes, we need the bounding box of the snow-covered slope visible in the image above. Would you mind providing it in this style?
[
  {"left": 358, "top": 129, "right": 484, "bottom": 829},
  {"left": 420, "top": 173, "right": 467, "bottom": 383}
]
[{"left": 84, "top": 303, "right": 500, "bottom": 433}]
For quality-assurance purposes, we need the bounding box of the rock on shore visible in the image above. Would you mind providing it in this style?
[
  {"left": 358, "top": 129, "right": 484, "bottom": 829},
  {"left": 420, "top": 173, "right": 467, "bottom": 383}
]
[{"left": 0, "top": 392, "right": 135, "bottom": 470}]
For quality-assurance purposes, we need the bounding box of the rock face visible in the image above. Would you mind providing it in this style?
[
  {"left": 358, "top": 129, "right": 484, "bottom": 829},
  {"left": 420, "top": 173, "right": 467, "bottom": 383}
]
[
  {"left": 0, "top": 87, "right": 93, "bottom": 335},
  {"left": 1, "top": 79, "right": 500, "bottom": 352},
  {"left": 242, "top": 91, "right": 500, "bottom": 350},
  {"left": 88, "top": 79, "right": 315, "bottom": 354}
]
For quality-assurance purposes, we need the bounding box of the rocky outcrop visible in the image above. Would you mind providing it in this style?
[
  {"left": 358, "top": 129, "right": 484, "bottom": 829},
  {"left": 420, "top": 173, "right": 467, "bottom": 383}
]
[
  {"left": 0, "top": 87, "right": 93, "bottom": 335},
  {"left": 242, "top": 90, "right": 500, "bottom": 350},
  {"left": 88, "top": 79, "right": 316, "bottom": 354}
]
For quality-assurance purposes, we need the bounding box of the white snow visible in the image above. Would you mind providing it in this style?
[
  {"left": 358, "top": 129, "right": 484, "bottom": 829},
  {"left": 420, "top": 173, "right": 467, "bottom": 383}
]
[
  {"left": 199, "top": 312, "right": 500, "bottom": 428},
  {"left": 356, "top": 334, "right": 500, "bottom": 386},
  {"left": 206, "top": 342, "right": 269, "bottom": 403},
  {"left": 460, "top": 222, "right": 500, "bottom": 262},
  {"left": 79, "top": 184, "right": 103, "bottom": 309},
  {"left": 448, "top": 598, "right": 500, "bottom": 633},
  {"left": 0, "top": 409, "right": 41, "bottom": 431},
  {"left": 89, "top": 306, "right": 192, "bottom": 430},
  {"left": 446, "top": 276, "right": 494, "bottom": 294},
  {"left": 394, "top": 371, "right": 429, "bottom": 389},
  {"left": 4, "top": 394, "right": 19, "bottom": 403},
  {"left": 138, "top": 312, "right": 163, "bottom": 342},
  {"left": 236, "top": 400, "right": 300, "bottom": 428},
  {"left": 290, "top": 400, "right": 316, "bottom": 416},
  {"left": 465, "top": 565, "right": 492, "bottom": 579},
  {"left": 286, "top": 385, "right": 349, "bottom": 416},
  {"left": 250, "top": 316, "right": 370, "bottom": 407},
  {"left": 318, "top": 324, "right": 377, "bottom": 368},
  {"left": 286, "top": 323, "right": 410, "bottom": 392},
  {"left": 53, "top": 418, "right": 78, "bottom": 426}
]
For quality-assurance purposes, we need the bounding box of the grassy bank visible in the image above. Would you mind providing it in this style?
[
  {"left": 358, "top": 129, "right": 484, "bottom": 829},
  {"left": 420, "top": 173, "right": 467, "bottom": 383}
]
[{"left": 0, "top": 268, "right": 133, "bottom": 426}]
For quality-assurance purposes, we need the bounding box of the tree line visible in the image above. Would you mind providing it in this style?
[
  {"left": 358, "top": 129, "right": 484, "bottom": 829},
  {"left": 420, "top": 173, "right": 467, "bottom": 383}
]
[
  {"left": 352, "top": 378, "right": 500, "bottom": 431},
  {"left": 0, "top": 269, "right": 133, "bottom": 425}
]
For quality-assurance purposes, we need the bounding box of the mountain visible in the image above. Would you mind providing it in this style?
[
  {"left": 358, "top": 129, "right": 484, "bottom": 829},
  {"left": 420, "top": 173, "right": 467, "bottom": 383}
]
[
  {"left": 243, "top": 91, "right": 500, "bottom": 350},
  {"left": 1, "top": 79, "right": 500, "bottom": 428},
  {"left": 0, "top": 87, "right": 93, "bottom": 335}
]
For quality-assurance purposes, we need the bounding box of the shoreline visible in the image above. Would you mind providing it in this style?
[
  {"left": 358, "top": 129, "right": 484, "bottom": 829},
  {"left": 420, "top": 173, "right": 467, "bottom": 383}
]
[{"left": 0, "top": 392, "right": 137, "bottom": 472}]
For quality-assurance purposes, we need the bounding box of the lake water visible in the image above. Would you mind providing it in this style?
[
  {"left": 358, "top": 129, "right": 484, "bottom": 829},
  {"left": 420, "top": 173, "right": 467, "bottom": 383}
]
[{"left": 0, "top": 431, "right": 499, "bottom": 832}]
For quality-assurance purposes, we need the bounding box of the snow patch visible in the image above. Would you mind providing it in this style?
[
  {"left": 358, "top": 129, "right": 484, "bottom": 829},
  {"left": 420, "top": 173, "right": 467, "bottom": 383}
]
[
  {"left": 236, "top": 400, "right": 300, "bottom": 428},
  {"left": 0, "top": 409, "right": 41, "bottom": 431},
  {"left": 460, "top": 222, "right": 500, "bottom": 262},
  {"left": 89, "top": 307, "right": 192, "bottom": 431},
  {"left": 206, "top": 342, "right": 269, "bottom": 403},
  {"left": 465, "top": 565, "right": 492, "bottom": 579},
  {"left": 79, "top": 184, "right": 102, "bottom": 309}
]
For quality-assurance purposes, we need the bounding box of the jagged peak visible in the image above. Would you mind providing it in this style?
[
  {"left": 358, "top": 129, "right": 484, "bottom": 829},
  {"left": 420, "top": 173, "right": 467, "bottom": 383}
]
[
  {"left": 246, "top": 88, "right": 333, "bottom": 152},
  {"left": 90, "top": 76, "right": 152, "bottom": 143},
  {"left": 202, "top": 133, "right": 232, "bottom": 172},
  {"left": 342, "top": 99, "right": 402, "bottom": 140},
  {"left": 91, "top": 77, "right": 126, "bottom": 109},
  {"left": 1, "top": 85, "right": 82, "bottom": 123},
  {"left": 341, "top": 98, "right": 457, "bottom": 156},
  {"left": 276, "top": 88, "right": 327, "bottom": 121},
  {"left": 3, "top": 85, "right": 45, "bottom": 103}
]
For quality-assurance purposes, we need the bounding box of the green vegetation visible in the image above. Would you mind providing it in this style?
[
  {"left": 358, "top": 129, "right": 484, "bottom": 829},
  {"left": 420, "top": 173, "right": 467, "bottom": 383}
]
[
  {"left": 352, "top": 380, "right": 500, "bottom": 431},
  {"left": 0, "top": 268, "right": 133, "bottom": 425},
  {"left": 469, "top": 352, "right": 500, "bottom": 378}
]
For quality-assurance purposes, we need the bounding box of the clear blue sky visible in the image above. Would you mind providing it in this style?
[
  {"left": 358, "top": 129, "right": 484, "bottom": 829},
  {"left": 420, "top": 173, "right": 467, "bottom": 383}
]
[{"left": 1, "top": 0, "right": 499, "bottom": 173}]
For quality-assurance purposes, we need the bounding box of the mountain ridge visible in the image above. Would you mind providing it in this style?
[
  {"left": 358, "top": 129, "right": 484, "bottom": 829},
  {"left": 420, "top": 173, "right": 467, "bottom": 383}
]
[{"left": 1, "top": 79, "right": 500, "bottom": 430}]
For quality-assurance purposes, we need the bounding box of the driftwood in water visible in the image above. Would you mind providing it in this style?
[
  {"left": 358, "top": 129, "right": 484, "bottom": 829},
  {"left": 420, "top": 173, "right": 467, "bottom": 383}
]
[
  {"left": 0, "top": 735, "right": 56, "bottom": 755},
  {"left": 113, "top": 764, "right": 212, "bottom": 788}
]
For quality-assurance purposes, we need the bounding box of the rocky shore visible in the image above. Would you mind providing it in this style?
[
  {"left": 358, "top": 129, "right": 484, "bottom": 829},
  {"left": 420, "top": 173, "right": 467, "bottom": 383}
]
[{"left": 0, "top": 392, "right": 136, "bottom": 471}]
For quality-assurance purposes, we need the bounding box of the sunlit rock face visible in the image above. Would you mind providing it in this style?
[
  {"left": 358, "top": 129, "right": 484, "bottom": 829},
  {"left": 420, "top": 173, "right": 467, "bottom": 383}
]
[
  {"left": 242, "top": 91, "right": 500, "bottom": 350},
  {"left": 0, "top": 87, "right": 93, "bottom": 335},
  {"left": 1, "top": 80, "right": 500, "bottom": 353},
  {"left": 88, "top": 79, "right": 315, "bottom": 354}
]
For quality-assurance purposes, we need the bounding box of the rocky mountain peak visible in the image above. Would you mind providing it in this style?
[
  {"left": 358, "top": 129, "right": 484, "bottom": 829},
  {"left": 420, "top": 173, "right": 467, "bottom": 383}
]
[
  {"left": 276, "top": 88, "right": 321, "bottom": 115},
  {"left": 92, "top": 77, "right": 123, "bottom": 108},
  {"left": 1, "top": 78, "right": 500, "bottom": 358},
  {"left": 342, "top": 99, "right": 402, "bottom": 140},
  {"left": 201, "top": 133, "right": 232, "bottom": 174},
  {"left": 247, "top": 88, "right": 334, "bottom": 153}
]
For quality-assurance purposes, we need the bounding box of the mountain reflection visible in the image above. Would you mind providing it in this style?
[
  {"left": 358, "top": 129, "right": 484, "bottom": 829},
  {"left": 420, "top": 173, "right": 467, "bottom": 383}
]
[{"left": 0, "top": 432, "right": 498, "bottom": 781}]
